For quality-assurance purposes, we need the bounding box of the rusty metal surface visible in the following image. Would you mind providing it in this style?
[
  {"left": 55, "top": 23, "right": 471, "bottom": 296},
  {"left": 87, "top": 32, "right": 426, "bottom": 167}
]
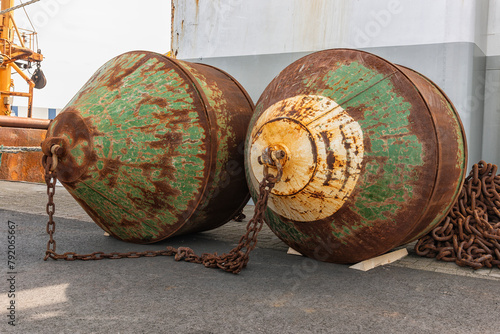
[
  {"left": 396, "top": 65, "right": 468, "bottom": 243},
  {"left": 0, "top": 115, "right": 50, "bottom": 129},
  {"left": 245, "top": 49, "right": 466, "bottom": 264},
  {"left": 43, "top": 51, "right": 253, "bottom": 243},
  {"left": 0, "top": 127, "right": 46, "bottom": 182},
  {"left": 173, "top": 61, "right": 253, "bottom": 234}
]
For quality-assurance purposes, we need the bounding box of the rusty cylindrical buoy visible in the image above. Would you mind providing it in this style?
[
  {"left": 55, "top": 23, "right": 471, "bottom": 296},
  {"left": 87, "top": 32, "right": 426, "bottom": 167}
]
[
  {"left": 42, "top": 51, "right": 254, "bottom": 243},
  {"left": 245, "top": 49, "right": 467, "bottom": 264}
]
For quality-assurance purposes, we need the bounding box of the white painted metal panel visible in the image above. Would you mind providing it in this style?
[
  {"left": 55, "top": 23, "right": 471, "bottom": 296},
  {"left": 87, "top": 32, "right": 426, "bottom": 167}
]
[
  {"left": 172, "top": 0, "right": 488, "bottom": 59},
  {"left": 487, "top": 0, "right": 500, "bottom": 56}
]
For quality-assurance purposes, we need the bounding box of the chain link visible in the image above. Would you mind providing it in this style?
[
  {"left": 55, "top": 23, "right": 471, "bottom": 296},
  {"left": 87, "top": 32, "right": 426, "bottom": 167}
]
[
  {"left": 415, "top": 161, "right": 500, "bottom": 269},
  {"left": 44, "top": 154, "right": 58, "bottom": 261},
  {"left": 43, "top": 147, "right": 280, "bottom": 274}
]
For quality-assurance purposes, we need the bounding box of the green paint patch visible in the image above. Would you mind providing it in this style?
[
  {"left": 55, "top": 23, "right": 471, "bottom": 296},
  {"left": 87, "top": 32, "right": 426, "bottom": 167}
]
[
  {"left": 305, "top": 61, "right": 424, "bottom": 235},
  {"left": 96, "top": 160, "right": 104, "bottom": 170},
  {"left": 337, "top": 64, "right": 423, "bottom": 226},
  {"left": 331, "top": 230, "right": 344, "bottom": 239},
  {"left": 265, "top": 209, "right": 308, "bottom": 244},
  {"left": 70, "top": 146, "right": 85, "bottom": 166}
]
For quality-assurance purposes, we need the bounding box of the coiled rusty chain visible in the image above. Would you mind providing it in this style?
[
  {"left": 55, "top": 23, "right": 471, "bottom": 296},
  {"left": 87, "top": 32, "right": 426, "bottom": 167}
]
[
  {"left": 415, "top": 161, "right": 500, "bottom": 269},
  {"left": 43, "top": 145, "right": 281, "bottom": 274}
]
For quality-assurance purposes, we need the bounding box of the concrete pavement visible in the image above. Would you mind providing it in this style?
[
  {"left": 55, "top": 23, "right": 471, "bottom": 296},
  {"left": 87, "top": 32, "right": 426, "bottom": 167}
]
[{"left": 0, "top": 180, "right": 499, "bottom": 333}]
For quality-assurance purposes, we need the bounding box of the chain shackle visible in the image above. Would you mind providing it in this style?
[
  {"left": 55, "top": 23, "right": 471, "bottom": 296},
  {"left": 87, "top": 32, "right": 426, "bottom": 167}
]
[{"left": 259, "top": 146, "right": 285, "bottom": 184}]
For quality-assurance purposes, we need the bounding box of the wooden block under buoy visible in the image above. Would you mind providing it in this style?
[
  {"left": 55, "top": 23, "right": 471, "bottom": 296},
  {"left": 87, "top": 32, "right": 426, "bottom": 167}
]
[
  {"left": 287, "top": 247, "right": 303, "bottom": 256},
  {"left": 349, "top": 248, "right": 408, "bottom": 271}
]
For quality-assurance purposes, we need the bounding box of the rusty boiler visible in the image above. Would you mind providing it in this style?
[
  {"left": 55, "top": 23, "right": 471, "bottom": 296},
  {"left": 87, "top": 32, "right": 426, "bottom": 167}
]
[
  {"left": 42, "top": 51, "right": 253, "bottom": 243},
  {"left": 245, "top": 49, "right": 467, "bottom": 263},
  {"left": 0, "top": 121, "right": 47, "bottom": 183}
]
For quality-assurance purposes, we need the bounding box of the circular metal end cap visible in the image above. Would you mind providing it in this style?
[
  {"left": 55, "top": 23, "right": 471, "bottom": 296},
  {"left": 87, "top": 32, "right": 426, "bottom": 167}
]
[
  {"left": 249, "top": 94, "right": 364, "bottom": 222},
  {"left": 45, "top": 109, "right": 93, "bottom": 183}
]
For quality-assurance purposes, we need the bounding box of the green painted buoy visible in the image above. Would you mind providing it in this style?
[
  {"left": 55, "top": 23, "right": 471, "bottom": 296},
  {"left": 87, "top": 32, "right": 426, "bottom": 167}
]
[{"left": 43, "top": 51, "right": 253, "bottom": 243}]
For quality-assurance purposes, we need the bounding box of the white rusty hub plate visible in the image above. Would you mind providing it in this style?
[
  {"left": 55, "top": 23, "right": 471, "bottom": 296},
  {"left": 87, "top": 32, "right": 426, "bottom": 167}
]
[{"left": 249, "top": 94, "right": 364, "bottom": 222}]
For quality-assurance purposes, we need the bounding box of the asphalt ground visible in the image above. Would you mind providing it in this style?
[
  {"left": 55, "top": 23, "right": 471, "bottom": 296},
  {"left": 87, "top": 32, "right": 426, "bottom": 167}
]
[{"left": 0, "top": 181, "right": 499, "bottom": 334}]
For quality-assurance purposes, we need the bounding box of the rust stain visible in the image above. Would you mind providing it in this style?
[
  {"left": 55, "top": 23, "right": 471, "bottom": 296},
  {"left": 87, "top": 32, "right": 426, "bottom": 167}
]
[{"left": 0, "top": 127, "right": 47, "bottom": 183}]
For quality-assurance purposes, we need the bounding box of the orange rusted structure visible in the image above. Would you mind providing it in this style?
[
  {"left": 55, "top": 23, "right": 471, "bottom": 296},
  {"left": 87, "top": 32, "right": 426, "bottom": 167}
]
[
  {"left": 0, "top": 115, "right": 49, "bottom": 128},
  {"left": 0, "top": 0, "right": 47, "bottom": 183},
  {"left": 0, "top": 116, "right": 48, "bottom": 183},
  {"left": 0, "top": 126, "right": 46, "bottom": 182}
]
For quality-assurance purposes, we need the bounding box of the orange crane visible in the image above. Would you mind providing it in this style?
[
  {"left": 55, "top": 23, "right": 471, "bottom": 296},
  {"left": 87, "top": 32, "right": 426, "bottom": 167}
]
[
  {"left": 0, "top": 0, "right": 44, "bottom": 117},
  {"left": 0, "top": 0, "right": 47, "bottom": 183}
]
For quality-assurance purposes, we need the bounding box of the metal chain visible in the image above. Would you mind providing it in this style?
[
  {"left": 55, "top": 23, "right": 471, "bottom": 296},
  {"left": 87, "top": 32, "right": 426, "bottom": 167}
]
[
  {"left": 43, "top": 152, "right": 57, "bottom": 261},
  {"left": 43, "top": 147, "right": 280, "bottom": 274},
  {"left": 415, "top": 161, "right": 500, "bottom": 269}
]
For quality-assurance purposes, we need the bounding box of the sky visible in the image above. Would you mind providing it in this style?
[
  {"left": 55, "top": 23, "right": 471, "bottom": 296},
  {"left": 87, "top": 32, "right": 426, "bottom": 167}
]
[{"left": 12, "top": 0, "right": 171, "bottom": 109}]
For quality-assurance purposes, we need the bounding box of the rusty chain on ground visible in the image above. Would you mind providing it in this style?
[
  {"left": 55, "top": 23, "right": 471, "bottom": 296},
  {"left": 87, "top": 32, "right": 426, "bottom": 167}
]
[
  {"left": 415, "top": 161, "right": 500, "bottom": 269},
  {"left": 43, "top": 145, "right": 282, "bottom": 274}
]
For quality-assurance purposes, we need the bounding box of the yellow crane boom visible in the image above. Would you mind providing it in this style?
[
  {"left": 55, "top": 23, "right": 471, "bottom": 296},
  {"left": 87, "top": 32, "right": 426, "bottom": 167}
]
[{"left": 0, "top": 0, "right": 43, "bottom": 116}]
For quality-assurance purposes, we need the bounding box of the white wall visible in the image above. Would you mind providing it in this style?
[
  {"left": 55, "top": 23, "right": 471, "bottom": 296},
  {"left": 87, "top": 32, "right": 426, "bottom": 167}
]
[
  {"left": 487, "top": 0, "right": 500, "bottom": 56},
  {"left": 172, "top": 0, "right": 490, "bottom": 59},
  {"left": 483, "top": 0, "right": 500, "bottom": 165}
]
